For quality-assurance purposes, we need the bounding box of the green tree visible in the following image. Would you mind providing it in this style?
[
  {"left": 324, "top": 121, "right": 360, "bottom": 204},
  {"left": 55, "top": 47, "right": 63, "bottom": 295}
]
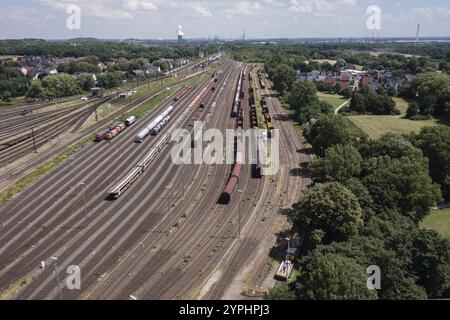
[
  {"left": 306, "top": 114, "right": 365, "bottom": 154},
  {"left": 296, "top": 252, "right": 377, "bottom": 300},
  {"left": 362, "top": 158, "right": 442, "bottom": 223},
  {"left": 359, "top": 133, "right": 424, "bottom": 163},
  {"left": 412, "top": 126, "right": 450, "bottom": 200},
  {"left": 295, "top": 182, "right": 362, "bottom": 243},
  {"left": 411, "top": 229, "right": 450, "bottom": 298},
  {"left": 271, "top": 64, "right": 297, "bottom": 94},
  {"left": 309, "top": 144, "right": 362, "bottom": 183},
  {"left": 265, "top": 284, "right": 296, "bottom": 300},
  {"left": 411, "top": 72, "right": 450, "bottom": 116},
  {"left": 297, "top": 100, "right": 333, "bottom": 124},
  {"left": 77, "top": 74, "right": 95, "bottom": 92},
  {"left": 26, "top": 80, "right": 43, "bottom": 99},
  {"left": 350, "top": 92, "right": 366, "bottom": 114},
  {"left": 288, "top": 80, "right": 317, "bottom": 112},
  {"left": 406, "top": 102, "right": 420, "bottom": 118}
]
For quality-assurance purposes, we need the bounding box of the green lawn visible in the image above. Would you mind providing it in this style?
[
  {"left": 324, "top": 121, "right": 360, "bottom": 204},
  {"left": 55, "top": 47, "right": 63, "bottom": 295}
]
[
  {"left": 317, "top": 92, "right": 349, "bottom": 111},
  {"left": 421, "top": 208, "right": 450, "bottom": 239},
  {"left": 348, "top": 97, "right": 439, "bottom": 139}
]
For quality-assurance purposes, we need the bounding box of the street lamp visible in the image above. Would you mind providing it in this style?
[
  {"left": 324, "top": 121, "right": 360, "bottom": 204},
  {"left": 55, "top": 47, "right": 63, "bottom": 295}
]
[
  {"left": 237, "top": 189, "right": 244, "bottom": 239},
  {"left": 285, "top": 238, "right": 291, "bottom": 251},
  {"left": 165, "top": 185, "right": 173, "bottom": 233},
  {"left": 69, "top": 156, "right": 75, "bottom": 178},
  {"left": 51, "top": 256, "right": 63, "bottom": 300},
  {"left": 80, "top": 182, "right": 87, "bottom": 226}
]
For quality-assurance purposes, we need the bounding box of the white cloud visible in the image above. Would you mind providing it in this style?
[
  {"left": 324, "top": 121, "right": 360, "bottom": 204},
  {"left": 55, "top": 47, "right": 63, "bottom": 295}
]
[
  {"left": 162, "top": 1, "right": 212, "bottom": 18},
  {"left": 226, "top": 1, "right": 262, "bottom": 18},
  {"left": 289, "top": 0, "right": 312, "bottom": 13},
  {"left": 123, "top": 0, "right": 157, "bottom": 12}
]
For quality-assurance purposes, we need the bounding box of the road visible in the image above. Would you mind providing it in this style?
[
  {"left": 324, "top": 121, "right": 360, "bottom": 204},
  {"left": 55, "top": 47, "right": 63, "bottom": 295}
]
[{"left": 335, "top": 101, "right": 350, "bottom": 114}]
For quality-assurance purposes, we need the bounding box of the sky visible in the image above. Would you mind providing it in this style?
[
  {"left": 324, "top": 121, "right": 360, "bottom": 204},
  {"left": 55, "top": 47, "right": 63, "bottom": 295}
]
[{"left": 0, "top": 0, "right": 449, "bottom": 39}]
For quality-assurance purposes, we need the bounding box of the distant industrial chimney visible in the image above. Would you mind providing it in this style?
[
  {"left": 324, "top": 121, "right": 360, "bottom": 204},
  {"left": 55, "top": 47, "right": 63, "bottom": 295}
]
[
  {"left": 177, "top": 25, "right": 184, "bottom": 43},
  {"left": 416, "top": 24, "right": 421, "bottom": 43}
]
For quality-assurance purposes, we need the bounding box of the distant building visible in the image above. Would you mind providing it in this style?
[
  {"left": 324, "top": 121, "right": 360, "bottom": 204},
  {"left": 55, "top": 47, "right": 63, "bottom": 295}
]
[
  {"left": 360, "top": 74, "right": 374, "bottom": 87},
  {"left": 340, "top": 73, "right": 352, "bottom": 89},
  {"left": 324, "top": 77, "right": 337, "bottom": 86}
]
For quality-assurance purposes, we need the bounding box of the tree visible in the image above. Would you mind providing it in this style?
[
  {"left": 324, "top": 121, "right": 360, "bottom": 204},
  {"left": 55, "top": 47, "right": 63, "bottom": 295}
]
[
  {"left": 295, "top": 182, "right": 362, "bottom": 243},
  {"left": 411, "top": 229, "right": 450, "bottom": 298},
  {"left": 288, "top": 80, "right": 317, "bottom": 112},
  {"left": 26, "top": 80, "right": 43, "bottom": 99},
  {"left": 41, "top": 73, "right": 81, "bottom": 98},
  {"left": 77, "top": 74, "right": 95, "bottom": 92},
  {"left": 297, "top": 100, "right": 333, "bottom": 124},
  {"left": 309, "top": 144, "right": 362, "bottom": 183},
  {"left": 265, "top": 284, "right": 296, "bottom": 300},
  {"left": 270, "top": 64, "right": 297, "bottom": 94},
  {"left": 406, "top": 102, "right": 420, "bottom": 118},
  {"left": 412, "top": 126, "right": 450, "bottom": 200},
  {"left": 296, "top": 252, "right": 377, "bottom": 300},
  {"left": 340, "top": 88, "right": 353, "bottom": 99},
  {"left": 359, "top": 133, "right": 425, "bottom": 163},
  {"left": 306, "top": 114, "right": 365, "bottom": 154},
  {"left": 362, "top": 158, "right": 442, "bottom": 223},
  {"left": 343, "top": 178, "right": 374, "bottom": 221},
  {"left": 411, "top": 72, "right": 450, "bottom": 116},
  {"left": 350, "top": 93, "right": 366, "bottom": 114}
]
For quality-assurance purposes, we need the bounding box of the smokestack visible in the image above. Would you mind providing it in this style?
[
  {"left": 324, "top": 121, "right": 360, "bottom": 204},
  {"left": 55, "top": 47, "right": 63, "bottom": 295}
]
[
  {"left": 177, "top": 25, "right": 184, "bottom": 43},
  {"left": 416, "top": 24, "right": 421, "bottom": 43}
]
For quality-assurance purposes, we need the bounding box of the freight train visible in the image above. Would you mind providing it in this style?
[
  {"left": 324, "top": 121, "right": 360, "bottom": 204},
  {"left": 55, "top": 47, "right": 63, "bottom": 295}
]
[
  {"left": 108, "top": 69, "right": 221, "bottom": 200},
  {"left": 219, "top": 139, "right": 244, "bottom": 204},
  {"left": 135, "top": 106, "right": 174, "bottom": 142},
  {"left": 95, "top": 121, "right": 126, "bottom": 142},
  {"left": 232, "top": 68, "right": 244, "bottom": 118},
  {"left": 174, "top": 87, "right": 191, "bottom": 102}
]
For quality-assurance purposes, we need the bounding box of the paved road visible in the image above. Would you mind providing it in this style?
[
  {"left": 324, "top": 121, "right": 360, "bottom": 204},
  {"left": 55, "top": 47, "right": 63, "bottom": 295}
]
[{"left": 335, "top": 101, "right": 350, "bottom": 114}]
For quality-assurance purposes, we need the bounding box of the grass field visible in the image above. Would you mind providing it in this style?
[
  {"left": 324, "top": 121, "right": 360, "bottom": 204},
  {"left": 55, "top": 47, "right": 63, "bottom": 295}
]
[
  {"left": 421, "top": 208, "right": 450, "bottom": 239},
  {"left": 348, "top": 97, "right": 439, "bottom": 139},
  {"left": 317, "top": 92, "right": 349, "bottom": 111}
]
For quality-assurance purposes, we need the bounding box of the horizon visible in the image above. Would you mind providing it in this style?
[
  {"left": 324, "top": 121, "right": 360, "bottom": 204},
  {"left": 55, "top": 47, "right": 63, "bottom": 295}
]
[{"left": 1, "top": 1, "right": 450, "bottom": 39}]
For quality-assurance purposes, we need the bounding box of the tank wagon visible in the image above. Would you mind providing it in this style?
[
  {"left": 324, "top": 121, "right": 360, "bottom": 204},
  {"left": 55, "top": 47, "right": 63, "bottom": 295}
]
[{"left": 135, "top": 106, "right": 174, "bottom": 142}]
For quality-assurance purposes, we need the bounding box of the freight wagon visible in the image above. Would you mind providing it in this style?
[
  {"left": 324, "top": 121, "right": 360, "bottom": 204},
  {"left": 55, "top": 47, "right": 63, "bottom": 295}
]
[{"left": 135, "top": 106, "right": 174, "bottom": 142}]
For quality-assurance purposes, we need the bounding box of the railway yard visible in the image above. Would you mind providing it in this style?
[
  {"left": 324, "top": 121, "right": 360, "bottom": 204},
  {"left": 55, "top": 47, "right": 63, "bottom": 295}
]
[{"left": 0, "top": 58, "right": 312, "bottom": 300}]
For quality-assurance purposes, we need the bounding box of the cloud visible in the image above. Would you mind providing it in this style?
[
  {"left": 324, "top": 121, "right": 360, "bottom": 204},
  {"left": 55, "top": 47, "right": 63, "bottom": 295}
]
[
  {"left": 289, "top": 0, "right": 313, "bottom": 13},
  {"left": 162, "top": 1, "right": 213, "bottom": 18},
  {"left": 123, "top": 0, "right": 157, "bottom": 11},
  {"left": 226, "top": 1, "right": 262, "bottom": 18}
]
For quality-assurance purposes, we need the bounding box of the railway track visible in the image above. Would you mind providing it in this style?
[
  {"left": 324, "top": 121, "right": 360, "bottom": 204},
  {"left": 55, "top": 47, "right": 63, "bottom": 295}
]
[
  {"left": 0, "top": 59, "right": 311, "bottom": 300},
  {"left": 0, "top": 64, "right": 220, "bottom": 191},
  {"left": 0, "top": 62, "right": 230, "bottom": 299}
]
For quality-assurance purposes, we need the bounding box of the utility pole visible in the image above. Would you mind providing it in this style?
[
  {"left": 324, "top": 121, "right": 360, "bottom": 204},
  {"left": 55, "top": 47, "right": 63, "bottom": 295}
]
[
  {"left": 237, "top": 189, "right": 244, "bottom": 239},
  {"left": 51, "top": 257, "right": 63, "bottom": 300},
  {"left": 80, "top": 182, "right": 87, "bottom": 226},
  {"left": 31, "top": 128, "right": 38, "bottom": 153},
  {"left": 165, "top": 185, "right": 173, "bottom": 233}
]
